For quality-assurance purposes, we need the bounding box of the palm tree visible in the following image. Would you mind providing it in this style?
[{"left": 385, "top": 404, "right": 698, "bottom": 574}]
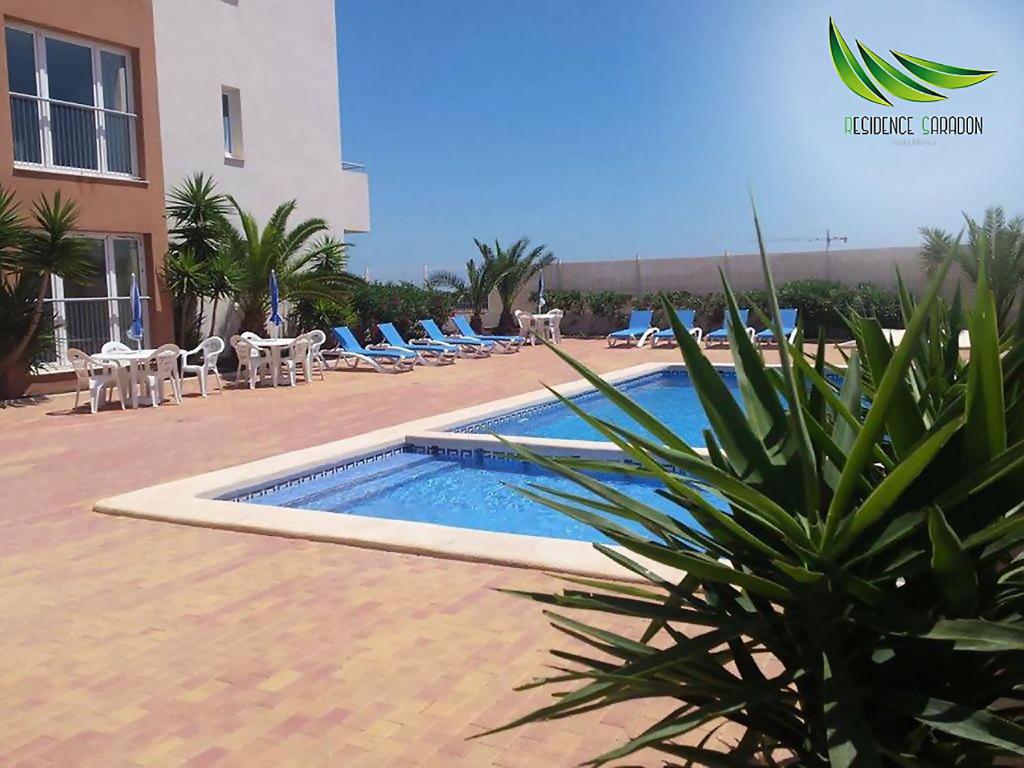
[
  {"left": 165, "top": 173, "right": 231, "bottom": 343},
  {"left": 920, "top": 205, "right": 1024, "bottom": 332},
  {"left": 488, "top": 237, "right": 555, "bottom": 333},
  {"left": 166, "top": 173, "right": 229, "bottom": 262},
  {"left": 225, "top": 198, "right": 357, "bottom": 333},
  {"left": 427, "top": 245, "right": 505, "bottom": 331},
  {"left": 0, "top": 191, "right": 94, "bottom": 382},
  {"left": 204, "top": 241, "right": 242, "bottom": 338}
]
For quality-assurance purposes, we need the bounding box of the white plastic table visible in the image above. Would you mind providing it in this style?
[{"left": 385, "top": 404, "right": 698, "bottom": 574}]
[
  {"left": 518, "top": 311, "right": 563, "bottom": 345},
  {"left": 93, "top": 349, "right": 155, "bottom": 408},
  {"left": 250, "top": 338, "right": 295, "bottom": 387}
]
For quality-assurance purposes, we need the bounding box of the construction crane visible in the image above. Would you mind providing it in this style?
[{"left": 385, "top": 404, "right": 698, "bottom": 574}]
[{"left": 758, "top": 229, "right": 849, "bottom": 254}]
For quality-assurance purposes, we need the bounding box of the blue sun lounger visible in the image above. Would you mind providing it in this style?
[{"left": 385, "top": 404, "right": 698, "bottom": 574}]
[
  {"left": 704, "top": 309, "right": 755, "bottom": 347},
  {"left": 607, "top": 309, "right": 657, "bottom": 348},
  {"left": 329, "top": 326, "right": 416, "bottom": 373},
  {"left": 451, "top": 315, "right": 524, "bottom": 353},
  {"left": 651, "top": 309, "right": 703, "bottom": 347},
  {"left": 756, "top": 308, "right": 799, "bottom": 345},
  {"left": 377, "top": 322, "right": 457, "bottom": 365},
  {"left": 419, "top": 318, "right": 493, "bottom": 357}
]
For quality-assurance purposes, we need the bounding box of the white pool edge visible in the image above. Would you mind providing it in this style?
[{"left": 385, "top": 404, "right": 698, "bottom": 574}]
[{"left": 95, "top": 361, "right": 708, "bottom": 580}]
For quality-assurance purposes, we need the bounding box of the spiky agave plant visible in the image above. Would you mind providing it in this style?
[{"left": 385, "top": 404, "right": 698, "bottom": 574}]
[{"left": 485, "top": 205, "right": 1024, "bottom": 765}]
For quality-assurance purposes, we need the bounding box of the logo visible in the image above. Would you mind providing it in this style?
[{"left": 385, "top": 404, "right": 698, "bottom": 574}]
[{"left": 829, "top": 17, "right": 995, "bottom": 107}]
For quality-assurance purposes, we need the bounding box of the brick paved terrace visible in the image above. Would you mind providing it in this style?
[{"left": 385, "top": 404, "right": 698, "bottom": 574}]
[{"left": 0, "top": 340, "right": 833, "bottom": 767}]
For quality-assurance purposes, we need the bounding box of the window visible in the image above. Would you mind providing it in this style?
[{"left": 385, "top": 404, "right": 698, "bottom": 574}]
[
  {"left": 221, "top": 86, "right": 243, "bottom": 161},
  {"left": 47, "top": 235, "right": 147, "bottom": 362},
  {"left": 5, "top": 24, "right": 138, "bottom": 177}
]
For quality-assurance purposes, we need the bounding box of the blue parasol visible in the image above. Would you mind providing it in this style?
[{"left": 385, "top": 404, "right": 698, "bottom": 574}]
[
  {"left": 537, "top": 270, "right": 547, "bottom": 312},
  {"left": 128, "top": 272, "right": 144, "bottom": 348},
  {"left": 268, "top": 269, "right": 283, "bottom": 336}
]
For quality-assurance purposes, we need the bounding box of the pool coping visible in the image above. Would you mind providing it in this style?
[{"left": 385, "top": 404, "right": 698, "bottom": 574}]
[{"left": 95, "top": 361, "right": 709, "bottom": 580}]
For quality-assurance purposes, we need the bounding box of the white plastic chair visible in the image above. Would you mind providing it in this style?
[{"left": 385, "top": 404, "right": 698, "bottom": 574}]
[
  {"left": 100, "top": 341, "right": 132, "bottom": 354},
  {"left": 240, "top": 331, "right": 262, "bottom": 342},
  {"left": 66, "top": 348, "right": 126, "bottom": 413},
  {"left": 140, "top": 343, "right": 183, "bottom": 406},
  {"left": 231, "top": 335, "right": 271, "bottom": 390},
  {"left": 305, "top": 329, "right": 328, "bottom": 380},
  {"left": 281, "top": 337, "right": 313, "bottom": 386},
  {"left": 180, "top": 336, "right": 225, "bottom": 397}
]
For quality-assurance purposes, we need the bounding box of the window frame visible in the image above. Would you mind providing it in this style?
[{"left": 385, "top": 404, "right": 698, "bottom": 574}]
[
  {"left": 49, "top": 233, "right": 149, "bottom": 360},
  {"left": 5, "top": 22, "right": 140, "bottom": 179},
  {"left": 221, "top": 85, "right": 243, "bottom": 162}
]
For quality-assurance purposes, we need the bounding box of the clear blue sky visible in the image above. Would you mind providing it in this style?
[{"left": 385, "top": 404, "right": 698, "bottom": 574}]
[{"left": 335, "top": 0, "right": 1024, "bottom": 282}]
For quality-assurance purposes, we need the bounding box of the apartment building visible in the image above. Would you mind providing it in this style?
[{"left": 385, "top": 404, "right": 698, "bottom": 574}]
[
  {"left": 0, "top": 0, "right": 172, "bottom": 379},
  {"left": 0, "top": 0, "right": 368, "bottom": 389},
  {"left": 151, "top": 0, "right": 370, "bottom": 231}
]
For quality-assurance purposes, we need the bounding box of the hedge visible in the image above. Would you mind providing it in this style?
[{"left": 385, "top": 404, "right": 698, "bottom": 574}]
[
  {"left": 348, "top": 281, "right": 458, "bottom": 344},
  {"left": 532, "top": 281, "right": 904, "bottom": 339}
]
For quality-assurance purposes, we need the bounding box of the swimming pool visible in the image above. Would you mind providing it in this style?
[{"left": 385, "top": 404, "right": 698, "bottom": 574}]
[
  {"left": 457, "top": 368, "right": 737, "bottom": 443},
  {"left": 231, "top": 447, "right": 694, "bottom": 543},
  {"left": 98, "top": 362, "right": 722, "bottom": 576}
]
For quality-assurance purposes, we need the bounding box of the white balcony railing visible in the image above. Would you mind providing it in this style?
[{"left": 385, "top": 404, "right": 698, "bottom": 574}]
[
  {"left": 10, "top": 93, "right": 138, "bottom": 177},
  {"left": 42, "top": 296, "right": 150, "bottom": 366}
]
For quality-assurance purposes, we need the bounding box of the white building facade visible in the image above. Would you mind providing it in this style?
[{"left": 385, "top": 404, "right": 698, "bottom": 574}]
[{"left": 151, "top": 0, "right": 369, "bottom": 234}]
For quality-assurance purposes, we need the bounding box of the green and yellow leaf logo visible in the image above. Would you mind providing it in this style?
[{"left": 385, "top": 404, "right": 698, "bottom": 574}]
[{"left": 829, "top": 18, "right": 995, "bottom": 106}]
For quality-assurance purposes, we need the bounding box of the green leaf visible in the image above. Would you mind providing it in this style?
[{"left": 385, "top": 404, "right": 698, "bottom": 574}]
[
  {"left": 892, "top": 618, "right": 1024, "bottom": 652},
  {"left": 823, "top": 649, "right": 883, "bottom": 767},
  {"left": 890, "top": 51, "right": 997, "bottom": 89},
  {"left": 963, "top": 246, "right": 1007, "bottom": 463},
  {"left": 857, "top": 41, "right": 945, "bottom": 102},
  {"left": 749, "top": 196, "right": 821, "bottom": 520},
  {"left": 533, "top": 337, "right": 696, "bottom": 454},
  {"left": 667, "top": 295, "right": 788, "bottom": 498},
  {"left": 832, "top": 417, "right": 962, "bottom": 557},
  {"left": 857, "top": 318, "right": 927, "bottom": 458},
  {"left": 884, "top": 691, "right": 1024, "bottom": 756},
  {"left": 603, "top": 535, "right": 792, "bottom": 602},
  {"left": 927, "top": 506, "right": 977, "bottom": 616},
  {"left": 829, "top": 18, "right": 891, "bottom": 106},
  {"left": 825, "top": 248, "right": 955, "bottom": 542}
]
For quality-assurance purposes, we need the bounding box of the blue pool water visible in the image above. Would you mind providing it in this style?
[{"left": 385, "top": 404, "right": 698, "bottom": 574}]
[
  {"left": 232, "top": 448, "right": 697, "bottom": 543},
  {"left": 457, "top": 369, "right": 737, "bottom": 444}
]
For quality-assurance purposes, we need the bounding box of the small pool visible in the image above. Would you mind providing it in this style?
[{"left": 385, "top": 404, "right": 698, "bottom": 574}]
[
  {"left": 230, "top": 448, "right": 697, "bottom": 543},
  {"left": 456, "top": 369, "right": 737, "bottom": 443}
]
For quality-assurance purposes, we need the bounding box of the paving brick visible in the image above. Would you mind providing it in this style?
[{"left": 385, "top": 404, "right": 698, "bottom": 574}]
[{"left": 0, "top": 341, "right": 811, "bottom": 765}]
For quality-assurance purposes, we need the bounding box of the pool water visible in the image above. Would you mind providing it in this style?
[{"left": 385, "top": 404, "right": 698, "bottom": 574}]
[
  {"left": 458, "top": 369, "right": 737, "bottom": 444},
  {"left": 235, "top": 449, "right": 697, "bottom": 543}
]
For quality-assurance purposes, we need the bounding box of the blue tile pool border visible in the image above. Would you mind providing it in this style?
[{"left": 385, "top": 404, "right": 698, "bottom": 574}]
[{"left": 226, "top": 444, "right": 531, "bottom": 504}]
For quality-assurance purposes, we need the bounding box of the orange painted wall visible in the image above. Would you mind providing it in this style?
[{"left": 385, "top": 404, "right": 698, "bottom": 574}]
[{"left": 0, "top": 0, "right": 172, "bottom": 353}]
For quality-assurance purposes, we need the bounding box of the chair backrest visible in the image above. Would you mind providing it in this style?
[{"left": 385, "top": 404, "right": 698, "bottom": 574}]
[
  {"left": 290, "top": 337, "right": 311, "bottom": 359},
  {"left": 307, "top": 329, "right": 326, "bottom": 352},
  {"left": 724, "top": 309, "right": 749, "bottom": 329},
  {"left": 333, "top": 326, "right": 364, "bottom": 352},
  {"left": 101, "top": 341, "right": 131, "bottom": 354},
  {"left": 240, "top": 331, "right": 261, "bottom": 341},
  {"left": 199, "top": 336, "right": 224, "bottom": 366},
  {"left": 148, "top": 343, "right": 181, "bottom": 376},
  {"left": 378, "top": 322, "right": 406, "bottom": 346},
  {"left": 452, "top": 315, "right": 477, "bottom": 337},
  {"left": 627, "top": 309, "right": 654, "bottom": 329},
  {"left": 419, "top": 318, "right": 444, "bottom": 340},
  {"left": 674, "top": 309, "right": 695, "bottom": 329},
  {"left": 778, "top": 308, "right": 798, "bottom": 330},
  {"left": 232, "top": 335, "right": 258, "bottom": 360},
  {"left": 66, "top": 348, "right": 97, "bottom": 383}
]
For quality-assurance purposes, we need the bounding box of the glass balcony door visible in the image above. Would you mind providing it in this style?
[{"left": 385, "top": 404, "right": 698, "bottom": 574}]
[
  {"left": 5, "top": 24, "right": 138, "bottom": 177},
  {"left": 49, "top": 235, "right": 148, "bottom": 363}
]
